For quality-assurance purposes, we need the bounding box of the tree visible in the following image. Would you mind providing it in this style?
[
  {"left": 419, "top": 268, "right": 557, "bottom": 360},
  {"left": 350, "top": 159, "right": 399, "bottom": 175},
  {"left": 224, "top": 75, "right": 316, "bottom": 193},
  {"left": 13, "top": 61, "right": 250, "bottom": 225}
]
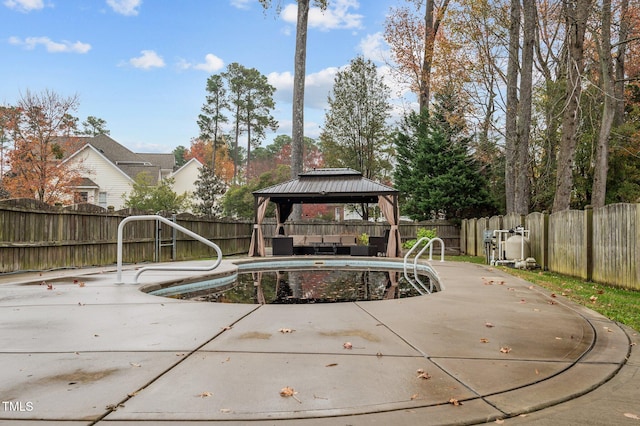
[
  {"left": 320, "top": 57, "right": 392, "bottom": 179},
  {"left": 250, "top": 134, "right": 323, "bottom": 179},
  {"left": 123, "top": 173, "right": 189, "bottom": 212},
  {"left": 394, "top": 92, "right": 496, "bottom": 220},
  {"left": 2, "top": 90, "right": 86, "bottom": 204},
  {"left": 193, "top": 165, "right": 227, "bottom": 217},
  {"left": 80, "top": 116, "right": 110, "bottom": 136},
  {"left": 222, "top": 63, "right": 278, "bottom": 182},
  {"left": 259, "top": 0, "right": 329, "bottom": 221},
  {"left": 172, "top": 145, "right": 188, "bottom": 168},
  {"left": 222, "top": 164, "right": 290, "bottom": 219},
  {"left": 320, "top": 56, "right": 392, "bottom": 220},
  {"left": 385, "top": 0, "right": 452, "bottom": 111},
  {"left": 552, "top": 0, "right": 594, "bottom": 212},
  {"left": 198, "top": 74, "right": 229, "bottom": 172}
]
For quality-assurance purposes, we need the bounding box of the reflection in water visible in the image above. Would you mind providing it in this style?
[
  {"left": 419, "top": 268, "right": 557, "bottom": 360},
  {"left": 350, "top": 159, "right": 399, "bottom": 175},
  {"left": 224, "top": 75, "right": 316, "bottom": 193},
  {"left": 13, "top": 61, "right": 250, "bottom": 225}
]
[{"left": 182, "top": 269, "right": 432, "bottom": 304}]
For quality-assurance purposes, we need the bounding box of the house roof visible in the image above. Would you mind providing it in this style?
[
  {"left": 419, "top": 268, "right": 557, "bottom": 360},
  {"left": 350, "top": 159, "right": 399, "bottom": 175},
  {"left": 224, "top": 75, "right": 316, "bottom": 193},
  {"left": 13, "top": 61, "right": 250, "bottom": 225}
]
[
  {"left": 139, "top": 153, "right": 176, "bottom": 171},
  {"left": 63, "top": 134, "right": 163, "bottom": 183},
  {"left": 253, "top": 168, "right": 397, "bottom": 204}
]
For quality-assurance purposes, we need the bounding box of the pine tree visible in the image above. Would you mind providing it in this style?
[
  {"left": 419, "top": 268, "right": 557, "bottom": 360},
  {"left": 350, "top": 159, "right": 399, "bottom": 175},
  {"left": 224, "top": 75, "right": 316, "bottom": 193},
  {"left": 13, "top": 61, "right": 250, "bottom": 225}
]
[
  {"left": 193, "top": 165, "right": 227, "bottom": 217},
  {"left": 394, "top": 92, "right": 496, "bottom": 220}
]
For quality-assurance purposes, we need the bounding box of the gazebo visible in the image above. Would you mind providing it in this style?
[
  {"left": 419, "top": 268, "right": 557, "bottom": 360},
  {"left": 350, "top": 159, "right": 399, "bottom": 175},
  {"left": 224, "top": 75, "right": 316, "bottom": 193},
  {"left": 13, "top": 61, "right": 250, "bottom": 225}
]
[{"left": 248, "top": 168, "right": 402, "bottom": 258}]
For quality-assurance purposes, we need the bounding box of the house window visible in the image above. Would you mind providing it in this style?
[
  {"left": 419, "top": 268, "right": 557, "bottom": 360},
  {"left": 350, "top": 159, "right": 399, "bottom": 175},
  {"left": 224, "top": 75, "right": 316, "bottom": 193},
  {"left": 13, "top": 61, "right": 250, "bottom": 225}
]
[
  {"left": 98, "top": 191, "right": 107, "bottom": 208},
  {"left": 75, "top": 192, "right": 88, "bottom": 203}
]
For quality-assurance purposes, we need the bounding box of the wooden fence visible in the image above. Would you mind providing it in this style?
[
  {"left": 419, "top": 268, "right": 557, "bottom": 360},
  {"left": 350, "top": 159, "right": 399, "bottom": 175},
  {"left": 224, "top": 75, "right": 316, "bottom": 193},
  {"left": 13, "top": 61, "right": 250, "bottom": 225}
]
[
  {"left": 461, "top": 204, "right": 640, "bottom": 290},
  {"left": 0, "top": 199, "right": 459, "bottom": 274},
  {"left": 0, "top": 199, "right": 253, "bottom": 273}
]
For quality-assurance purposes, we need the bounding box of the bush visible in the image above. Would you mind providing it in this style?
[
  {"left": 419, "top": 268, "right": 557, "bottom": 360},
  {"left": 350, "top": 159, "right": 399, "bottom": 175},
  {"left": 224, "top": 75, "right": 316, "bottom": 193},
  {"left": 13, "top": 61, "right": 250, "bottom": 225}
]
[{"left": 403, "top": 227, "right": 437, "bottom": 249}]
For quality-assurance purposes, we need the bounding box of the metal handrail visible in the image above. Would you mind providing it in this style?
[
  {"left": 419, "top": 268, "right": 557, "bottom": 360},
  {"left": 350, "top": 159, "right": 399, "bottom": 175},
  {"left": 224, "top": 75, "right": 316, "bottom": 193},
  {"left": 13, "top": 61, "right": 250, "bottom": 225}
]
[
  {"left": 403, "top": 237, "right": 430, "bottom": 294},
  {"left": 403, "top": 237, "right": 446, "bottom": 294},
  {"left": 116, "top": 215, "right": 223, "bottom": 284},
  {"left": 412, "top": 237, "right": 445, "bottom": 293}
]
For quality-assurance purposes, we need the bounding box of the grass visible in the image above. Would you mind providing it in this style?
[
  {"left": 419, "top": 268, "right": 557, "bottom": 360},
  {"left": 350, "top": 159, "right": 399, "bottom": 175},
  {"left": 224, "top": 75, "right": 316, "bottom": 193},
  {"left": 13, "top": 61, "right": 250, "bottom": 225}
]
[{"left": 447, "top": 255, "right": 640, "bottom": 332}]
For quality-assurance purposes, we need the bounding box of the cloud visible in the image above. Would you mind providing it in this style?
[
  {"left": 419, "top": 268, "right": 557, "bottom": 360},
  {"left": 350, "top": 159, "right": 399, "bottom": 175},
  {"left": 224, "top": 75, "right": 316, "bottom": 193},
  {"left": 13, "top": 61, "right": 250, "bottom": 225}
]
[
  {"left": 9, "top": 36, "right": 91, "bottom": 53},
  {"left": 268, "top": 66, "right": 338, "bottom": 110},
  {"left": 3, "top": 0, "right": 44, "bottom": 12},
  {"left": 129, "top": 50, "right": 165, "bottom": 69},
  {"left": 281, "top": 0, "right": 363, "bottom": 32},
  {"left": 179, "top": 53, "right": 224, "bottom": 73},
  {"left": 359, "top": 32, "right": 388, "bottom": 64},
  {"left": 230, "top": 0, "right": 251, "bottom": 10},
  {"left": 106, "top": 0, "right": 142, "bottom": 16}
]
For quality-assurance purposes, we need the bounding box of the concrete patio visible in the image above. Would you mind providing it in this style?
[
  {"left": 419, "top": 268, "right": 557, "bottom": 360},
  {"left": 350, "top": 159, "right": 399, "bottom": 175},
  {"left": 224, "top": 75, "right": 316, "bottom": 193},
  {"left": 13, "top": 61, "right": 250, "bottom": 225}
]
[{"left": 0, "top": 258, "right": 638, "bottom": 425}]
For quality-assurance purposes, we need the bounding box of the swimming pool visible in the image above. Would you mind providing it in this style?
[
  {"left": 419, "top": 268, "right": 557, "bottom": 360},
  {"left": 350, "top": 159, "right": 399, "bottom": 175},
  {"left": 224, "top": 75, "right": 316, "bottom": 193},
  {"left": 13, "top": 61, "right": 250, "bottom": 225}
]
[{"left": 145, "top": 258, "right": 441, "bottom": 304}]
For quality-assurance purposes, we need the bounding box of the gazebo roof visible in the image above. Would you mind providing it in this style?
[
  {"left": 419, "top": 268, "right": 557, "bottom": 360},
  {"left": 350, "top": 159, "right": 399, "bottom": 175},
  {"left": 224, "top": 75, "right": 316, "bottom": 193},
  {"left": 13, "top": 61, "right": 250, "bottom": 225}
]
[{"left": 253, "top": 168, "right": 397, "bottom": 204}]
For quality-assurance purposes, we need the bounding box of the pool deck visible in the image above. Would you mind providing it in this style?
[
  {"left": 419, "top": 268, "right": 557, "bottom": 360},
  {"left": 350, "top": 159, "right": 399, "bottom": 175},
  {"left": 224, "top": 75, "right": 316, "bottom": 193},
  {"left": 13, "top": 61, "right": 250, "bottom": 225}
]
[{"left": 1, "top": 257, "right": 638, "bottom": 425}]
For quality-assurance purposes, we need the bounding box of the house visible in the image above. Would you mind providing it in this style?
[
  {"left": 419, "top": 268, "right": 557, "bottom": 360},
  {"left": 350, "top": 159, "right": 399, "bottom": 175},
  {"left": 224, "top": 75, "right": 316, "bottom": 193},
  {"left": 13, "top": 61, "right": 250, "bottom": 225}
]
[{"left": 62, "top": 134, "right": 200, "bottom": 210}]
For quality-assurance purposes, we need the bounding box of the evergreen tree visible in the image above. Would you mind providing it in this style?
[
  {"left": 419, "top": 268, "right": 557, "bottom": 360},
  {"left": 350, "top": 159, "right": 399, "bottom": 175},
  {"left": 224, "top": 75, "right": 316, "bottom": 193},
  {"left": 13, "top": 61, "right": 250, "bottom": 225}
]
[
  {"left": 193, "top": 165, "right": 227, "bottom": 217},
  {"left": 394, "top": 93, "right": 496, "bottom": 220}
]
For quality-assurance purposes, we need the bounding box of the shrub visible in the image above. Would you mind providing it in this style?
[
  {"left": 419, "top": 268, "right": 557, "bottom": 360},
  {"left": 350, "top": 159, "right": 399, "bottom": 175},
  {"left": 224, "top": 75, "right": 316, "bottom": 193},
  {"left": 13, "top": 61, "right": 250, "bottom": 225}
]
[{"left": 403, "top": 228, "right": 437, "bottom": 249}]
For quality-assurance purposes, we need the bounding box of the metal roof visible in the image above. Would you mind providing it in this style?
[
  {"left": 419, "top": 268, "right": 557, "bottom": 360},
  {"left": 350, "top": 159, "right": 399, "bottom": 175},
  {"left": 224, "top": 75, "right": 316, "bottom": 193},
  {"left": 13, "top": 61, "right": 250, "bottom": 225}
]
[{"left": 253, "top": 168, "right": 397, "bottom": 204}]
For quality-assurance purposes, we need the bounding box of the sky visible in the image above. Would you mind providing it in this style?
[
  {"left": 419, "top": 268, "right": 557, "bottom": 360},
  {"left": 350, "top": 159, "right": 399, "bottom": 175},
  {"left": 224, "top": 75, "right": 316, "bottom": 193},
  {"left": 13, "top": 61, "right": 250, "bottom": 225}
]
[{"left": 1, "top": 0, "right": 413, "bottom": 154}]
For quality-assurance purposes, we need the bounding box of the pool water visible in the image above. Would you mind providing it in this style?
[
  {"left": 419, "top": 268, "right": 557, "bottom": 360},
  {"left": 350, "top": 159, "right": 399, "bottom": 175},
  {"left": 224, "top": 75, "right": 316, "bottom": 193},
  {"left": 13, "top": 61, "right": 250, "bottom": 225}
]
[{"left": 173, "top": 269, "right": 432, "bottom": 304}]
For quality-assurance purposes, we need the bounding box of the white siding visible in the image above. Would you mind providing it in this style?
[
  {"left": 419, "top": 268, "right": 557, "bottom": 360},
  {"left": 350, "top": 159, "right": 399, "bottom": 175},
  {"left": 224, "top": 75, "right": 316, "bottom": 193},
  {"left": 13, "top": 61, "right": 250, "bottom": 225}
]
[
  {"left": 171, "top": 159, "right": 201, "bottom": 197},
  {"left": 67, "top": 148, "right": 133, "bottom": 210}
]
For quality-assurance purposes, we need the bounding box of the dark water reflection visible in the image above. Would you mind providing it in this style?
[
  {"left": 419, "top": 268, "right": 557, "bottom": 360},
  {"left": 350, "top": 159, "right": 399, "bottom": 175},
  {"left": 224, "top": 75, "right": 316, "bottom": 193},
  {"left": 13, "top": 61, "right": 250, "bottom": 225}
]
[{"left": 178, "top": 269, "right": 432, "bottom": 304}]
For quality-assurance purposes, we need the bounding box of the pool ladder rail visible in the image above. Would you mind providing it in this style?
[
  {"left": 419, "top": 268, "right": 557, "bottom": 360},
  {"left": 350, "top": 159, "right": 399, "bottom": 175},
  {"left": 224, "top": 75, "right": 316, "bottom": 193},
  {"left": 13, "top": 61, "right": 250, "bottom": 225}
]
[
  {"left": 116, "top": 215, "right": 223, "bottom": 284},
  {"left": 403, "top": 237, "right": 445, "bottom": 295}
]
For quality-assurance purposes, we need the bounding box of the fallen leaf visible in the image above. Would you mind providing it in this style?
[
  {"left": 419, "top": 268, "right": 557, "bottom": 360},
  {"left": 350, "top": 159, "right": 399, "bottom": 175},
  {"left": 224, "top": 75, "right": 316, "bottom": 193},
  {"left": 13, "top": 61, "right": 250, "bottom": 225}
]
[
  {"left": 590, "top": 295, "right": 598, "bottom": 303},
  {"left": 411, "top": 393, "right": 419, "bottom": 400},
  {"left": 449, "top": 398, "right": 463, "bottom": 406},
  {"left": 278, "top": 328, "right": 295, "bottom": 333},
  {"left": 343, "top": 342, "right": 353, "bottom": 349},
  {"left": 624, "top": 413, "right": 640, "bottom": 420},
  {"left": 417, "top": 372, "right": 432, "bottom": 380},
  {"left": 376, "top": 352, "right": 383, "bottom": 357},
  {"left": 480, "top": 338, "right": 490, "bottom": 343},
  {"left": 279, "top": 386, "right": 301, "bottom": 403},
  {"left": 500, "top": 346, "right": 512, "bottom": 354},
  {"left": 325, "top": 363, "right": 338, "bottom": 367},
  {"left": 197, "top": 391, "right": 213, "bottom": 398},
  {"left": 220, "top": 408, "right": 231, "bottom": 413},
  {"left": 495, "top": 419, "right": 505, "bottom": 424},
  {"left": 78, "top": 281, "right": 85, "bottom": 287},
  {"left": 550, "top": 293, "right": 557, "bottom": 298},
  {"left": 129, "top": 362, "right": 141, "bottom": 367},
  {"left": 485, "top": 322, "right": 495, "bottom": 328}
]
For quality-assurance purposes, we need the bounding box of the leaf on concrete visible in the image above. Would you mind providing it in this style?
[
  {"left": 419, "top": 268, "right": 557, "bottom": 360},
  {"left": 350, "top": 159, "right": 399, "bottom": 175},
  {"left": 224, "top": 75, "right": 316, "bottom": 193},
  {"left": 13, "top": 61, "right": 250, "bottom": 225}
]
[
  {"left": 279, "top": 328, "right": 295, "bottom": 333},
  {"left": 197, "top": 391, "right": 213, "bottom": 398},
  {"left": 343, "top": 342, "right": 353, "bottom": 349},
  {"left": 485, "top": 322, "right": 495, "bottom": 328},
  {"left": 623, "top": 413, "right": 640, "bottom": 420},
  {"left": 280, "top": 386, "right": 301, "bottom": 403},
  {"left": 449, "top": 398, "right": 463, "bottom": 406},
  {"left": 480, "top": 338, "right": 490, "bottom": 343},
  {"left": 500, "top": 346, "right": 512, "bottom": 354}
]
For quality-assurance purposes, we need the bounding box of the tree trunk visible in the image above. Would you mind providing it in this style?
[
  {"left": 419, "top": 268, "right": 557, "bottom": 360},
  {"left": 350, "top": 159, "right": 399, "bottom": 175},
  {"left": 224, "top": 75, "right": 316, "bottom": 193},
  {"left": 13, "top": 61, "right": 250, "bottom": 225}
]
[
  {"left": 614, "top": 0, "right": 629, "bottom": 127},
  {"left": 504, "top": 0, "right": 521, "bottom": 214},
  {"left": 291, "top": 0, "right": 309, "bottom": 220},
  {"left": 592, "top": 0, "right": 615, "bottom": 208},
  {"left": 552, "top": 0, "right": 592, "bottom": 213},
  {"left": 514, "top": 0, "right": 536, "bottom": 215}
]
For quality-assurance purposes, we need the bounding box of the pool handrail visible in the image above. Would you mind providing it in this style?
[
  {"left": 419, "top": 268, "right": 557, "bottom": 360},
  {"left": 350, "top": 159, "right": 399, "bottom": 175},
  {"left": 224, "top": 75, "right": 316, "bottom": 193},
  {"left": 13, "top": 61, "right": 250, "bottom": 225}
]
[
  {"left": 403, "top": 237, "right": 445, "bottom": 294},
  {"left": 412, "top": 237, "right": 445, "bottom": 293},
  {"left": 403, "top": 237, "right": 430, "bottom": 294},
  {"left": 116, "top": 215, "right": 223, "bottom": 284}
]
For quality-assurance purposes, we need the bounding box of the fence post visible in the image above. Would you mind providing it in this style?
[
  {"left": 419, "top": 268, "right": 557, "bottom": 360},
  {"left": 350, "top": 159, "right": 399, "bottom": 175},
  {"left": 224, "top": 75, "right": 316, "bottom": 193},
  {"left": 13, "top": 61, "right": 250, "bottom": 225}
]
[
  {"left": 585, "top": 205, "right": 593, "bottom": 281},
  {"left": 542, "top": 211, "right": 549, "bottom": 271}
]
